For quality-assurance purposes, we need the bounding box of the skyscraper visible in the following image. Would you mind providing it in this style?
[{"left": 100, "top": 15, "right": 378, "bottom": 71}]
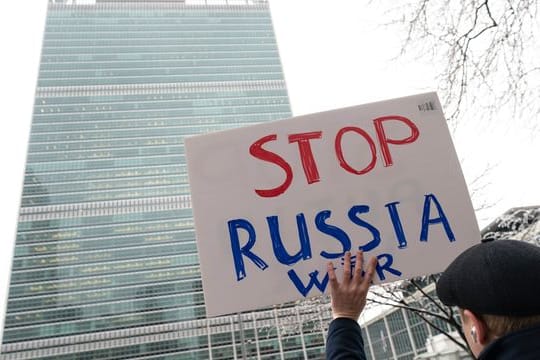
[{"left": 1, "top": 1, "right": 330, "bottom": 358}]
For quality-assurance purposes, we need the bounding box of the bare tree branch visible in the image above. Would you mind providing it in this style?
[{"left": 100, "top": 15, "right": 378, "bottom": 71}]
[{"left": 383, "top": 0, "right": 539, "bottom": 124}]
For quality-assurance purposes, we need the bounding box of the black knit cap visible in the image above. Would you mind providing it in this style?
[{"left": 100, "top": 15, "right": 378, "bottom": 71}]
[{"left": 436, "top": 239, "right": 540, "bottom": 316}]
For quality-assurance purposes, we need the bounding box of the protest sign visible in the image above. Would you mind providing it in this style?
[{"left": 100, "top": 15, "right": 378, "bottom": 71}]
[{"left": 185, "top": 92, "right": 481, "bottom": 317}]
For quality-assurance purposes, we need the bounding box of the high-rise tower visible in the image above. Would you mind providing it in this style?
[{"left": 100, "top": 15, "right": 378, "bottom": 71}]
[{"left": 1, "top": 1, "right": 330, "bottom": 359}]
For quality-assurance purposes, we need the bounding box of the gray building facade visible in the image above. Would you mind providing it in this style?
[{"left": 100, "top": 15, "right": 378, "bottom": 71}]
[
  {"left": 360, "top": 283, "right": 459, "bottom": 360},
  {"left": 1, "top": 1, "right": 331, "bottom": 358}
]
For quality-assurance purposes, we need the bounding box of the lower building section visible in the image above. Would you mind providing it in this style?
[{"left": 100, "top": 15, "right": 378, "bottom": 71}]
[
  {"left": 360, "top": 283, "right": 465, "bottom": 360},
  {"left": 1, "top": 305, "right": 331, "bottom": 359}
]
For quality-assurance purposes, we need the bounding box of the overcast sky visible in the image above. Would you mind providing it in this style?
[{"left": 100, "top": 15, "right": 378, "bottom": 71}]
[{"left": 0, "top": 0, "right": 538, "bottom": 342}]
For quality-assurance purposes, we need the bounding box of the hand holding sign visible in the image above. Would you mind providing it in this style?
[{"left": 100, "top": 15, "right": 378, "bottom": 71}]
[
  {"left": 185, "top": 92, "right": 481, "bottom": 317},
  {"left": 328, "top": 251, "right": 377, "bottom": 320}
]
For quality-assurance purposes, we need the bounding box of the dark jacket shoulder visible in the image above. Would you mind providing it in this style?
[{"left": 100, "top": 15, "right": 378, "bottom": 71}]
[{"left": 478, "top": 323, "right": 540, "bottom": 360}]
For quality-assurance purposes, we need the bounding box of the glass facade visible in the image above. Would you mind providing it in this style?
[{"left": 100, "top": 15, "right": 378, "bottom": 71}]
[
  {"left": 1, "top": 1, "right": 331, "bottom": 358},
  {"left": 361, "top": 284, "right": 461, "bottom": 360}
]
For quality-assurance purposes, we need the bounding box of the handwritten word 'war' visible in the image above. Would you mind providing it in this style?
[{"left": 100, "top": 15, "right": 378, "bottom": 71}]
[
  {"left": 227, "top": 193, "right": 455, "bottom": 297},
  {"left": 249, "top": 116, "right": 419, "bottom": 198}
]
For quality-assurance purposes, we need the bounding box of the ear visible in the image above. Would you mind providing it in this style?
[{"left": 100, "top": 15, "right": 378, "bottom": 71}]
[{"left": 462, "top": 309, "right": 489, "bottom": 345}]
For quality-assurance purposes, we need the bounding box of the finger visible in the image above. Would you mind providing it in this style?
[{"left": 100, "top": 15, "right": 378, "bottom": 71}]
[
  {"left": 327, "top": 261, "right": 338, "bottom": 290},
  {"left": 353, "top": 250, "right": 363, "bottom": 280},
  {"left": 361, "top": 256, "right": 378, "bottom": 288},
  {"left": 342, "top": 251, "right": 351, "bottom": 283}
]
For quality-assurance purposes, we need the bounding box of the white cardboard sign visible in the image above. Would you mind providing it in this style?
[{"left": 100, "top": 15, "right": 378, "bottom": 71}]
[{"left": 185, "top": 92, "right": 481, "bottom": 317}]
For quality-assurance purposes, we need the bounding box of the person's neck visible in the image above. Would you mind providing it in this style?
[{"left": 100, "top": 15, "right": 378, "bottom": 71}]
[{"left": 478, "top": 323, "right": 540, "bottom": 359}]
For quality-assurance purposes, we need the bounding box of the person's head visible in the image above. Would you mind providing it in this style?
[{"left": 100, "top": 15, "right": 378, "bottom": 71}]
[{"left": 436, "top": 239, "right": 540, "bottom": 357}]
